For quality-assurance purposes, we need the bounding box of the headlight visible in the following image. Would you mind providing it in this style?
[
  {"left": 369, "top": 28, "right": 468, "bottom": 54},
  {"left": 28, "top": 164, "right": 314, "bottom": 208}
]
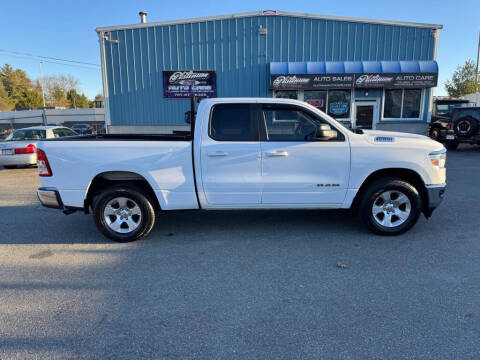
[{"left": 429, "top": 149, "right": 447, "bottom": 169}]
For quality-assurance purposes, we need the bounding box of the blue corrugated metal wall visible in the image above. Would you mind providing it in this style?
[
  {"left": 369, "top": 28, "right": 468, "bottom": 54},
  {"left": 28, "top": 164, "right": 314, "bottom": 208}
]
[{"left": 103, "top": 15, "right": 437, "bottom": 126}]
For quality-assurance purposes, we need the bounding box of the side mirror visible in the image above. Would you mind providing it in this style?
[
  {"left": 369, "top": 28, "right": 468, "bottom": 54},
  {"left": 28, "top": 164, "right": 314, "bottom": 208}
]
[{"left": 316, "top": 124, "right": 338, "bottom": 140}]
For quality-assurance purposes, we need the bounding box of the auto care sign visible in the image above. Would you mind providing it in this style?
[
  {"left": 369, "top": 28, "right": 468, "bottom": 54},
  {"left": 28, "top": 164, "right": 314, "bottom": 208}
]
[
  {"left": 163, "top": 70, "right": 217, "bottom": 98},
  {"left": 270, "top": 73, "right": 437, "bottom": 89}
]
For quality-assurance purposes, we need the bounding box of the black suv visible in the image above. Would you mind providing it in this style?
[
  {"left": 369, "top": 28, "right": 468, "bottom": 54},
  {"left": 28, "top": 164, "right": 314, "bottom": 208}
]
[
  {"left": 429, "top": 99, "right": 480, "bottom": 150},
  {"left": 71, "top": 124, "right": 94, "bottom": 135}
]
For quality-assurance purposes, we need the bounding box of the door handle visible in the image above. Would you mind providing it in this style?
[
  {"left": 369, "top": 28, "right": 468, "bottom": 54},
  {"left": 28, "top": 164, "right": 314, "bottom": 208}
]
[
  {"left": 207, "top": 151, "right": 228, "bottom": 157},
  {"left": 265, "top": 150, "right": 289, "bottom": 157}
]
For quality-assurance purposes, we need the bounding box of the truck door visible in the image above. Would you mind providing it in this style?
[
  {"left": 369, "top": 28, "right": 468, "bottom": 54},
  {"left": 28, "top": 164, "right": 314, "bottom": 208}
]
[
  {"left": 259, "top": 104, "right": 350, "bottom": 205},
  {"left": 199, "top": 103, "right": 262, "bottom": 205}
]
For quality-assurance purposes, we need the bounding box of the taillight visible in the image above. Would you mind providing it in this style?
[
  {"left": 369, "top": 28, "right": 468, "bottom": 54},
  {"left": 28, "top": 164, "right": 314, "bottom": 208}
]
[
  {"left": 14, "top": 143, "right": 36, "bottom": 154},
  {"left": 36, "top": 149, "right": 52, "bottom": 177},
  {"left": 446, "top": 123, "right": 451, "bottom": 130}
]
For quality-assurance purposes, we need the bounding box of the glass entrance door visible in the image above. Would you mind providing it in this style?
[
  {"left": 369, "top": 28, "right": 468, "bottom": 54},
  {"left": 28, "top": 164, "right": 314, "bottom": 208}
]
[{"left": 354, "top": 101, "right": 378, "bottom": 130}]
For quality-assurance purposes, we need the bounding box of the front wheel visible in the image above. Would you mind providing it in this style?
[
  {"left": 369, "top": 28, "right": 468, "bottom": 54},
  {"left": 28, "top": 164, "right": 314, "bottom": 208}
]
[
  {"left": 429, "top": 127, "right": 442, "bottom": 142},
  {"left": 93, "top": 185, "right": 156, "bottom": 242},
  {"left": 359, "top": 178, "right": 422, "bottom": 235}
]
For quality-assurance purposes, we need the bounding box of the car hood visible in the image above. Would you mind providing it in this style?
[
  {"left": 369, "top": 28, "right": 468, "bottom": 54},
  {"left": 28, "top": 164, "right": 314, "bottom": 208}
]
[{"left": 361, "top": 130, "right": 444, "bottom": 151}]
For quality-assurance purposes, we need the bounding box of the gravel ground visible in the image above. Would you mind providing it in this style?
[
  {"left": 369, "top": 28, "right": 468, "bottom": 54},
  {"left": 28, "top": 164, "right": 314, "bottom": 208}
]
[{"left": 0, "top": 145, "right": 479, "bottom": 359}]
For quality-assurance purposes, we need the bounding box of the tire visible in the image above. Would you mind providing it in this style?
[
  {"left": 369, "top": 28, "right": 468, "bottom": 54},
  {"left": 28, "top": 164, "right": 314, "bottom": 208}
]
[
  {"left": 93, "top": 185, "right": 156, "bottom": 242},
  {"left": 445, "top": 140, "right": 459, "bottom": 151},
  {"left": 453, "top": 116, "right": 478, "bottom": 137},
  {"left": 359, "top": 178, "right": 422, "bottom": 236},
  {"left": 429, "top": 127, "right": 442, "bottom": 142},
  {"left": 3, "top": 165, "right": 16, "bottom": 169}
]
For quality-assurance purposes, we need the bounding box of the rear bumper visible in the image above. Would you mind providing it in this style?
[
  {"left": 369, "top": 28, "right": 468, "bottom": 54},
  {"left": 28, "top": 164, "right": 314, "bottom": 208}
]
[
  {"left": 446, "top": 131, "right": 480, "bottom": 143},
  {"left": 37, "top": 187, "right": 64, "bottom": 209},
  {"left": 425, "top": 183, "right": 446, "bottom": 217},
  {"left": 0, "top": 153, "right": 36, "bottom": 166}
]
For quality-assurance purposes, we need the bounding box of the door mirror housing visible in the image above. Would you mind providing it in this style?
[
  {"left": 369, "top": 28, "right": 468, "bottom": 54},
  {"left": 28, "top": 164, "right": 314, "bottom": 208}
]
[{"left": 316, "top": 124, "right": 338, "bottom": 140}]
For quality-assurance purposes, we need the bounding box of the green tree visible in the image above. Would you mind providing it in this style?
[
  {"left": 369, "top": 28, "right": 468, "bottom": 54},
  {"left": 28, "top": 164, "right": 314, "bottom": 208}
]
[
  {"left": 67, "top": 89, "right": 90, "bottom": 108},
  {"left": 445, "top": 59, "right": 480, "bottom": 97},
  {"left": 0, "top": 82, "right": 13, "bottom": 110},
  {"left": 0, "top": 64, "right": 37, "bottom": 107},
  {"left": 15, "top": 88, "right": 44, "bottom": 109}
]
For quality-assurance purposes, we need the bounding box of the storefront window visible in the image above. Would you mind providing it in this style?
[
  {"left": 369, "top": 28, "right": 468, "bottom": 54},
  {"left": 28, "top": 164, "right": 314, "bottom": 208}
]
[
  {"left": 383, "top": 88, "right": 423, "bottom": 119},
  {"left": 327, "top": 90, "right": 351, "bottom": 118},
  {"left": 402, "top": 89, "right": 422, "bottom": 118},
  {"left": 304, "top": 91, "right": 327, "bottom": 112},
  {"left": 384, "top": 89, "right": 402, "bottom": 118},
  {"left": 274, "top": 90, "right": 298, "bottom": 99}
]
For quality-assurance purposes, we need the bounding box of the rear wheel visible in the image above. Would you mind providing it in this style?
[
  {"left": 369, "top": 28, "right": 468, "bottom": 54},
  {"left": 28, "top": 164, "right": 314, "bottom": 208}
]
[
  {"left": 93, "top": 185, "right": 156, "bottom": 242},
  {"left": 359, "top": 178, "right": 422, "bottom": 235}
]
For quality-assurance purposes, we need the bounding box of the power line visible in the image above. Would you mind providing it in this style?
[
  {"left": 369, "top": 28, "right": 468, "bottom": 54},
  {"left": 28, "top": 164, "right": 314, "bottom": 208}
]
[
  {"left": 0, "top": 52, "right": 100, "bottom": 70},
  {"left": 0, "top": 49, "right": 100, "bottom": 68}
]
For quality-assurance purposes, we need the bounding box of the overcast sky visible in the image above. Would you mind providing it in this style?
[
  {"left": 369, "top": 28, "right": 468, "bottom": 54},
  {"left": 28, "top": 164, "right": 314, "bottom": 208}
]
[{"left": 1, "top": 0, "right": 478, "bottom": 98}]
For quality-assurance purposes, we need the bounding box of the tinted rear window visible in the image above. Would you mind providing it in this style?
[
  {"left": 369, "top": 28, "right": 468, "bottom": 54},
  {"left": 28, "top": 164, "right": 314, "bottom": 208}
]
[
  {"left": 5, "top": 129, "right": 46, "bottom": 141},
  {"left": 209, "top": 104, "right": 257, "bottom": 141}
]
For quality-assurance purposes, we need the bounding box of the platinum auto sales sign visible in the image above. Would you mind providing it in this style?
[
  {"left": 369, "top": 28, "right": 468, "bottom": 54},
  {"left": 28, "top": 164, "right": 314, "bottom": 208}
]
[
  {"left": 163, "top": 70, "right": 216, "bottom": 98},
  {"left": 270, "top": 73, "right": 437, "bottom": 89}
]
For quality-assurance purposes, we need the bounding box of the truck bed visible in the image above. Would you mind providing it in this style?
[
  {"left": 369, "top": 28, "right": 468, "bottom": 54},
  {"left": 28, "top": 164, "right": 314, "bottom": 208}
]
[
  {"left": 37, "top": 137, "right": 198, "bottom": 210},
  {"left": 47, "top": 133, "right": 193, "bottom": 141}
]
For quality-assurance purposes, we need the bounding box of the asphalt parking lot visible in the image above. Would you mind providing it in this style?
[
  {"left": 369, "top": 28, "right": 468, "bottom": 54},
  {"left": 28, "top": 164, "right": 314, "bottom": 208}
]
[{"left": 0, "top": 146, "right": 479, "bottom": 360}]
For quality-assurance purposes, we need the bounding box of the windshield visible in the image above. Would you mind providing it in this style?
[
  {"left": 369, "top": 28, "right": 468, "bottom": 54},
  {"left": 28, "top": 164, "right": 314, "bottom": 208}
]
[{"left": 5, "top": 129, "right": 46, "bottom": 141}]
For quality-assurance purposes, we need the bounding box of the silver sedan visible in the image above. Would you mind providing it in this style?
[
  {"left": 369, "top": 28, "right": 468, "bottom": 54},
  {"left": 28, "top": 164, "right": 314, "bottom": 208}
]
[{"left": 0, "top": 126, "right": 77, "bottom": 169}]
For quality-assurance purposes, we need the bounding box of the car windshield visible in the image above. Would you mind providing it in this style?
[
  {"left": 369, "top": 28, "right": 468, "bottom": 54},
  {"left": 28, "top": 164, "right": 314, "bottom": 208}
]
[{"left": 5, "top": 129, "right": 46, "bottom": 141}]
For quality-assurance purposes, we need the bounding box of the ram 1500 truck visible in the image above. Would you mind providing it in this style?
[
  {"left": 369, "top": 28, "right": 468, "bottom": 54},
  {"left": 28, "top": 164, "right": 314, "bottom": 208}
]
[{"left": 36, "top": 98, "right": 446, "bottom": 242}]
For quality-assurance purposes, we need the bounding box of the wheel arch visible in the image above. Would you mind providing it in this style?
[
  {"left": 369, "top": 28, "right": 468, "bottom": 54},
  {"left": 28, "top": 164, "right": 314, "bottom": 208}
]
[
  {"left": 84, "top": 171, "right": 162, "bottom": 212},
  {"left": 351, "top": 168, "right": 429, "bottom": 216}
]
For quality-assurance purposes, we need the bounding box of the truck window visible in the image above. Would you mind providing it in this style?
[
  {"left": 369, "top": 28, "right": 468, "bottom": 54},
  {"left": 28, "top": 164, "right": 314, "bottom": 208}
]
[
  {"left": 209, "top": 104, "right": 257, "bottom": 141},
  {"left": 261, "top": 106, "right": 344, "bottom": 141}
]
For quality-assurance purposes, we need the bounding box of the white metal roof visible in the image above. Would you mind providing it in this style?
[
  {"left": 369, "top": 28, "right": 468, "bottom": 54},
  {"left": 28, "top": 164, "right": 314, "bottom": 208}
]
[{"left": 95, "top": 10, "right": 443, "bottom": 33}]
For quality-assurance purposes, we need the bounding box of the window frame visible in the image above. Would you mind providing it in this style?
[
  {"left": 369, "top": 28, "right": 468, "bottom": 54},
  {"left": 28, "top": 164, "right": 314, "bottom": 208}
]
[
  {"left": 208, "top": 103, "right": 260, "bottom": 142},
  {"left": 258, "top": 104, "right": 345, "bottom": 142},
  {"left": 381, "top": 88, "right": 425, "bottom": 121}
]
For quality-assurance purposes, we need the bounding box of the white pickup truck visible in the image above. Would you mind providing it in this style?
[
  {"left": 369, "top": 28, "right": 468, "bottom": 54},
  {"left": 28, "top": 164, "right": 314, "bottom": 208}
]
[{"left": 36, "top": 98, "right": 446, "bottom": 242}]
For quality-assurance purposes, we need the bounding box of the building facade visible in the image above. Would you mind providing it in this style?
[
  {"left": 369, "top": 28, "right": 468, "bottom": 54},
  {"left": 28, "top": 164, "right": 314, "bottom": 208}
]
[{"left": 96, "top": 10, "right": 442, "bottom": 134}]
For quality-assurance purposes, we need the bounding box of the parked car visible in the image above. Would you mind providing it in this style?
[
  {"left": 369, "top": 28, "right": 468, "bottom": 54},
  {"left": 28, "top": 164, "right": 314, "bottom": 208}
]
[
  {"left": 0, "top": 126, "right": 77, "bottom": 169},
  {"left": 36, "top": 98, "right": 446, "bottom": 242},
  {"left": 71, "top": 124, "right": 94, "bottom": 135},
  {"left": 429, "top": 99, "right": 480, "bottom": 150}
]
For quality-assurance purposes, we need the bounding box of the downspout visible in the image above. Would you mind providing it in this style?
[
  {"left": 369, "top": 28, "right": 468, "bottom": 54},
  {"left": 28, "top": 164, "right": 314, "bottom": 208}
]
[
  {"left": 427, "top": 29, "right": 440, "bottom": 124},
  {"left": 97, "top": 31, "right": 111, "bottom": 133}
]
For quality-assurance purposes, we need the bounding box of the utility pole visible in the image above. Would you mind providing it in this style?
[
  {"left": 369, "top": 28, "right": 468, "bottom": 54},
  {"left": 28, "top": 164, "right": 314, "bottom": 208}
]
[
  {"left": 476, "top": 31, "right": 480, "bottom": 93},
  {"left": 38, "top": 61, "right": 46, "bottom": 108}
]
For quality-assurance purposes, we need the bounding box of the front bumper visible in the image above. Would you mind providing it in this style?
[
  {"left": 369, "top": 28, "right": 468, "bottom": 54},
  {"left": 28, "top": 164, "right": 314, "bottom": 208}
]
[
  {"left": 425, "top": 183, "right": 446, "bottom": 217},
  {"left": 37, "top": 187, "right": 64, "bottom": 209}
]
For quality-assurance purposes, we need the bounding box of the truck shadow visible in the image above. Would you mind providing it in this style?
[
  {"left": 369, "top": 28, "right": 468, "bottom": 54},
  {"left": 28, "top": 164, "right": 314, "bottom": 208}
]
[{"left": 0, "top": 203, "right": 368, "bottom": 245}]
